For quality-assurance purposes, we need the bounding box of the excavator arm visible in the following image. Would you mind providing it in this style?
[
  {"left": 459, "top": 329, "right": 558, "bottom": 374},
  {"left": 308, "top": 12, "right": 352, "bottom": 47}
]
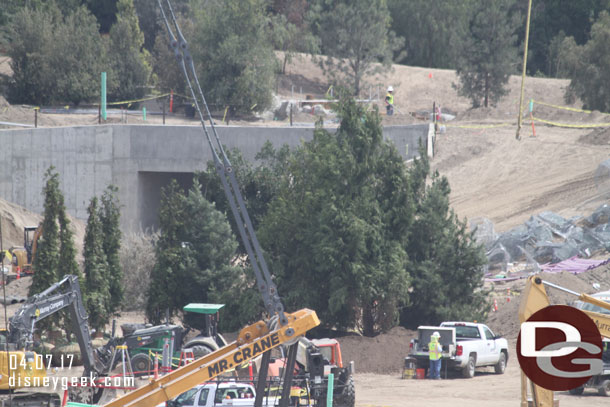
[
  {"left": 519, "top": 277, "right": 610, "bottom": 406},
  {"left": 9, "top": 275, "right": 104, "bottom": 376}
]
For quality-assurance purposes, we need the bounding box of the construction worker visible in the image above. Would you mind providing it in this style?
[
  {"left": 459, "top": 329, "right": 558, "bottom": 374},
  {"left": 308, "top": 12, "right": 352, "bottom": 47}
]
[
  {"left": 385, "top": 86, "right": 394, "bottom": 116},
  {"left": 428, "top": 331, "right": 442, "bottom": 379}
]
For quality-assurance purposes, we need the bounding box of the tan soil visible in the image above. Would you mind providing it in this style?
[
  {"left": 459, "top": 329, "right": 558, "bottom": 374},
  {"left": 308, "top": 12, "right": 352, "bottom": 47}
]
[{"left": 2, "top": 53, "right": 610, "bottom": 404}]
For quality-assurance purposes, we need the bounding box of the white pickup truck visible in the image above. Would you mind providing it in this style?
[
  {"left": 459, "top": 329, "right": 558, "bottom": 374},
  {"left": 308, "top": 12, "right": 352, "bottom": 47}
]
[
  {"left": 158, "top": 382, "right": 270, "bottom": 407},
  {"left": 408, "top": 322, "right": 509, "bottom": 378}
]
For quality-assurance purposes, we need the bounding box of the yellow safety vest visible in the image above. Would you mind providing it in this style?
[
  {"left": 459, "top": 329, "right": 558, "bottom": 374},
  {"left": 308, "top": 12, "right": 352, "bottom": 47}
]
[
  {"left": 429, "top": 340, "right": 442, "bottom": 360},
  {"left": 386, "top": 92, "right": 394, "bottom": 105}
]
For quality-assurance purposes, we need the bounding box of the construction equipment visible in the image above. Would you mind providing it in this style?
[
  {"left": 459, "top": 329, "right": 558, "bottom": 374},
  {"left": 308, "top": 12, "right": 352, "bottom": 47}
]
[
  {"left": 9, "top": 225, "right": 42, "bottom": 275},
  {"left": 297, "top": 338, "right": 355, "bottom": 407},
  {"left": 73, "top": 2, "right": 321, "bottom": 406},
  {"left": 0, "top": 274, "right": 115, "bottom": 405},
  {"left": 120, "top": 303, "right": 227, "bottom": 375},
  {"left": 519, "top": 276, "right": 610, "bottom": 406}
]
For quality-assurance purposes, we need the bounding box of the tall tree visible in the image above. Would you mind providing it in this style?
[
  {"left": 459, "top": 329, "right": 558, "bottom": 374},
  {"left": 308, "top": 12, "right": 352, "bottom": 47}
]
[
  {"left": 7, "top": 4, "right": 104, "bottom": 105},
  {"left": 106, "top": 0, "right": 151, "bottom": 102},
  {"left": 454, "top": 0, "right": 521, "bottom": 107},
  {"left": 388, "top": 0, "right": 475, "bottom": 68},
  {"left": 310, "top": 0, "right": 404, "bottom": 96},
  {"left": 401, "top": 150, "right": 487, "bottom": 328},
  {"left": 83, "top": 197, "right": 111, "bottom": 332},
  {"left": 84, "top": 0, "right": 119, "bottom": 33},
  {"left": 100, "top": 185, "right": 122, "bottom": 315},
  {"left": 564, "top": 11, "right": 610, "bottom": 112},
  {"left": 187, "top": 0, "right": 276, "bottom": 115},
  {"left": 267, "top": 12, "right": 319, "bottom": 75},
  {"left": 57, "top": 195, "right": 81, "bottom": 281},
  {"left": 29, "top": 167, "right": 61, "bottom": 297},
  {"left": 260, "top": 99, "right": 412, "bottom": 336}
]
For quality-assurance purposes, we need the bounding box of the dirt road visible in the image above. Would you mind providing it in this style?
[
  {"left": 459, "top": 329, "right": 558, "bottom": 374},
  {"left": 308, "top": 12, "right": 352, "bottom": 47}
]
[{"left": 355, "top": 345, "right": 608, "bottom": 407}]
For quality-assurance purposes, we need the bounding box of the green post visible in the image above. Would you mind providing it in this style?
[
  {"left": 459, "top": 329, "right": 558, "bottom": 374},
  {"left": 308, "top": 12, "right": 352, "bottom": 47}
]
[
  {"left": 327, "top": 373, "right": 334, "bottom": 407},
  {"left": 529, "top": 99, "right": 534, "bottom": 113},
  {"left": 143, "top": 106, "right": 147, "bottom": 121},
  {"left": 67, "top": 403, "right": 99, "bottom": 407},
  {"left": 101, "top": 72, "right": 107, "bottom": 121}
]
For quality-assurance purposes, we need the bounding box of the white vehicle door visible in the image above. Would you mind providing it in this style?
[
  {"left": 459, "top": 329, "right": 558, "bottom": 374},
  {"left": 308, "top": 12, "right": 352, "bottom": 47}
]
[
  {"left": 196, "top": 387, "right": 211, "bottom": 407},
  {"left": 482, "top": 326, "right": 499, "bottom": 365}
]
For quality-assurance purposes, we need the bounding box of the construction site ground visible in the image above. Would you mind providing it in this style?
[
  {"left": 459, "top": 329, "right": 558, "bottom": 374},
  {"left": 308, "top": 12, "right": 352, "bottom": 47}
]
[{"left": 2, "top": 54, "right": 610, "bottom": 405}]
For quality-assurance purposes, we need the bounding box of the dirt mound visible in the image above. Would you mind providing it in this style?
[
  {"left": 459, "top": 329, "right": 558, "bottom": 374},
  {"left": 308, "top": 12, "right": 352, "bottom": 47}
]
[
  {"left": 579, "top": 127, "right": 610, "bottom": 145},
  {"left": 337, "top": 326, "right": 416, "bottom": 374}
]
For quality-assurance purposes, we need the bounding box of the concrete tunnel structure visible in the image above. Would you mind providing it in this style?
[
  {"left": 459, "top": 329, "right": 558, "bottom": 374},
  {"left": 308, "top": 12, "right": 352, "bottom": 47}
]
[{"left": 0, "top": 124, "right": 433, "bottom": 232}]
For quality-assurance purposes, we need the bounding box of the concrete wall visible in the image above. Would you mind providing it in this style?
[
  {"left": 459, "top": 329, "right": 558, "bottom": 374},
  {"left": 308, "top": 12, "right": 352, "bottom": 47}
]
[{"left": 0, "top": 123, "right": 431, "bottom": 232}]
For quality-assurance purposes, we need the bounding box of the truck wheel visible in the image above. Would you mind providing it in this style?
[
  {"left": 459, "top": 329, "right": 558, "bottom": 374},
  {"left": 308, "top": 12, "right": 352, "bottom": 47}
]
[
  {"left": 462, "top": 355, "right": 476, "bottom": 378},
  {"left": 342, "top": 376, "right": 355, "bottom": 407},
  {"left": 494, "top": 351, "right": 506, "bottom": 374},
  {"left": 131, "top": 353, "right": 153, "bottom": 376},
  {"left": 569, "top": 386, "right": 585, "bottom": 395},
  {"left": 598, "top": 380, "right": 610, "bottom": 396},
  {"left": 190, "top": 344, "right": 213, "bottom": 359}
]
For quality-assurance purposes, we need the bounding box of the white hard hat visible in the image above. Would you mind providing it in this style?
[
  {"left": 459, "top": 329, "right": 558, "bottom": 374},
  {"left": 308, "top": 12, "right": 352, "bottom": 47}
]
[
  {"left": 387, "top": 86, "right": 394, "bottom": 92},
  {"left": 432, "top": 331, "right": 441, "bottom": 338}
]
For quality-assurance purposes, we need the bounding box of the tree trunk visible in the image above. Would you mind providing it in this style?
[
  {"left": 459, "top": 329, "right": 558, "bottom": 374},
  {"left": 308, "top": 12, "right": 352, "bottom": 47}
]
[
  {"left": 484, "top": 73, "right": 489, "bottom": 108},
  {"left": 362, "top": 302, "right": 375, "bottom": 337}
]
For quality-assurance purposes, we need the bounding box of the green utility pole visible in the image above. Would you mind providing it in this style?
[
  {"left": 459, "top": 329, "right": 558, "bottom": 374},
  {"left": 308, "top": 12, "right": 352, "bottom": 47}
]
[{"left": 101, "top": 72, "right": 107, "bottom": 121}]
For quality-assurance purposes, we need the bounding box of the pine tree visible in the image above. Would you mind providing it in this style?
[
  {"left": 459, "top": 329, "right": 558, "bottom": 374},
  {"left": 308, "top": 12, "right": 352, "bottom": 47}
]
[
  {"left": 454, "top": 0, "right": 521, "bottom": 107},
  {"left": 83, "top": 197, "right": 111, "bottom": 332},
  {"left": 29, "top": 167, "right": 61, "bottom": 297},
  {"left": 100, "top": 185, "right": 123, "bottom": 315},
  {"left": 57, "top": 194, "right": 82, "bottom": 282}
]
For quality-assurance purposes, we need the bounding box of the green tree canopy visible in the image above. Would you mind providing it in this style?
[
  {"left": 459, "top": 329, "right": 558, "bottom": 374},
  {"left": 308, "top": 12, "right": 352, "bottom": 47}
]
[
  {"left": 454, "top": 0, "right": 521, "bottom": 107},
  {"left": 106, "top": 0, "right": 151, "bottom": 102},
  {"left": 7, "top": 3, "right": 104, "bottom": 105},
  {"left": 310, "top": 0, "right": 404, "bottom": 96},
  {"left": 83, "top": 197, "right": 111, "bottom": 332},
  {"left": 186, "top": 0, "right": 276, "bottom": 115},
  {"left": 564, "top": 11, "right": 610, "bottom": 112},
  {"left": 100, "top": 185, "right": 123, "bottom": 314},
  {"left": 260, "top": 99, "right": 412, "bottom": 336}
]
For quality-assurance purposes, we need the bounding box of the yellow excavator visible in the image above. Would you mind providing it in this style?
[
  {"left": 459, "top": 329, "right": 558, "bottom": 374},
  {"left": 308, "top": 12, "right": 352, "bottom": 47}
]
[
  {"left": 9, "top": 225, "right": 42, "bottom": 275},
  {"left": 519, "top": 276, "right": 610, "bottom": 406}
]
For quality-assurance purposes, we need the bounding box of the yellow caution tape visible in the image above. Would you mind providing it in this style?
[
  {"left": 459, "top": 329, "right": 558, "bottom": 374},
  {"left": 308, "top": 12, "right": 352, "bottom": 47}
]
[
  {"left": 533, "top": 100, "right": 610, "bottom": 116},
  {"left": 532, "top": 116, "right": 610, "bottom": 128},
  {"left": 101, "top": 93, "right": 171, "bottom": 107}
]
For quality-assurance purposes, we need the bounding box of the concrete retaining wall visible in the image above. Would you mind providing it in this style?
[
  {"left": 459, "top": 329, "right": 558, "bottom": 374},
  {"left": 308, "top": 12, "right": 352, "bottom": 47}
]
[{"left": 0, "top": 123, "right": 431, "bottom": 231}]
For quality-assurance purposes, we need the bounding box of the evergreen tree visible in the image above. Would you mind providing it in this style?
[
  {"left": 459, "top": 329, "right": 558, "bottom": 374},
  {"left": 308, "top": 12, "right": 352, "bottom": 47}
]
[
  {"left": 260, "top": 99, "right": 412, "bottom": 336},
  {"left": 100, "top": 185, "right": 123, "bottom": 315},
  {"left": 187, "top": 0, "right": 276, "bottom": 114},
  {"left": 83, "top": 197, "right": 111, "bottom": 332},
  {"left": 106, "top": 0, "right": 151, "bottom": 102},
  {"left": 310, "top": 0, "right": 404, "bottom": 96},
  {"left": 454, "top": 0, "right": 521, "bottom": 108},
  {"left": 29, "top": 167, "right": 61, "bottom": 297},
  {"left": 57, "top": 194, "right": 82, "bottom": 281},
  {"left": 401, "top": 150, "right": 487, "bottom": 328},
  {"left": 146, "top": 180, "right": 187, "bottom": 324},
  {"left": 564, "top": 11, "right": 610, "bottom": 112}
]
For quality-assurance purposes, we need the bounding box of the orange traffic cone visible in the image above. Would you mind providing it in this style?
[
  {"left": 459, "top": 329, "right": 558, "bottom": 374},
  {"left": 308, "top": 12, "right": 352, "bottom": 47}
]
[
  {"left": 16, "top": 267, "right": 20, "bottom": 280},
  {"left": 493, "top": 299, "right": 498, "bottom": 312}
]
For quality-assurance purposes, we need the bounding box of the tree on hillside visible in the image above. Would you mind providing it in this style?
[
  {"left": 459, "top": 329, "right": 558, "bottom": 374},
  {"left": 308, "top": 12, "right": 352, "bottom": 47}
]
[
  {"left": 100, "top": 185, "right": 122, "bottom": 315},
  {"left": 106, "top": 0, "right": 151, "bottom": 102},
  {"left": 388, "top": 0, "right": 475, "bottom": 69},
  {"left": 260, "top": 99, "right": 412, "bottom": 336},
  {"left": 84, "top": 0, "right": 118, "bottom": 33},
  {"left": 267, "top": 13, "right": 319, "bottom": 75},
  {"left": 401, "top": 150, "right": 487, "bottom": 328},
  {"left": 83, "top": 197, "right": 111, "bottom": 332},
  {"left": 7, "top": 4, "right": 104, "bottom": 105},
  {"left": 563, "top": 11, "right": 610, "bottom": 112},
  {"left": 29, "top": 167, "right": 62, "bottom": 297},
  {"left": 454, "top": 0, "right": 521, "bottom": 108},
  {"left": 309, "top": 0, "right": 404, "bottom": 96},
  {"left": 188, "top": 0, "right": 276, "bottom": 115}
]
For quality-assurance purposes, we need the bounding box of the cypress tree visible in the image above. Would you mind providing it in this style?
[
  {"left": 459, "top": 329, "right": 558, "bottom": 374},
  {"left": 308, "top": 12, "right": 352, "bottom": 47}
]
[
  {"left": 100, "top": 185, "right": 123, "bottom": 314},
  {"left": 83, "top": 197, "right": 111, "bottom": 332}
]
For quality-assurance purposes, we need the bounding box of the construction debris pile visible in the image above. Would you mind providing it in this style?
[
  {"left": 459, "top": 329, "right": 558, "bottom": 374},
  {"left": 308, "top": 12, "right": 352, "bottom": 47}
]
[{"left": 473, "top": 204, "right": 610, "bottom": 278}]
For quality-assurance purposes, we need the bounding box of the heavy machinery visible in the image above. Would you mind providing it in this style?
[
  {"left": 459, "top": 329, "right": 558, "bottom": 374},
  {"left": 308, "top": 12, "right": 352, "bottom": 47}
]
[
  {"left": 297, "top": 338, "right": 355, "bottom": 407},
  {"left": 519, "top": 276, "right": 610, "bottom": 406},
  {"left": 72, "top": 2, "right": 321, "bottom": 406},
  {"left": 120, "top": 303, "right": 227, "bottom": 374},
  {"left": 9, "top": 225, "right": 42, "bottom": 275},
  {"left": 1, "top": 274, "right": 115, "bottom": 405}
]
